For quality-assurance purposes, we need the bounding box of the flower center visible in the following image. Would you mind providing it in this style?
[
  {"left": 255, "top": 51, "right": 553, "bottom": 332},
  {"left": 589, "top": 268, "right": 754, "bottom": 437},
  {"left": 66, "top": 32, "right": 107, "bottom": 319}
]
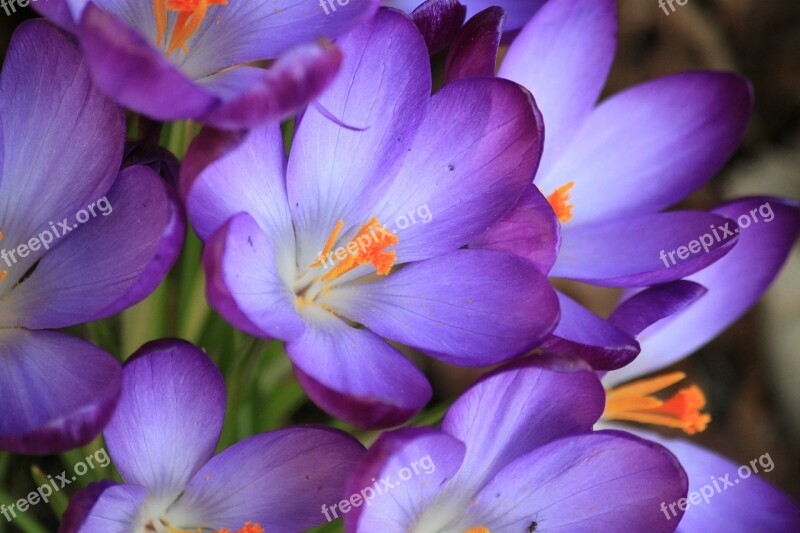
[
  {"left": 153, "top": 0, "right": 228, "bottom": 55},
  {"left": 0, "top": 231, "right": 7, "bottom": 283},
  {"left": 603, "top": 371, "right": 710, "bottom": 435},
  {"left": 160, "top": 521, "right": 264, "bottom": 533},
  {"left": 309, "top": 217, "right": 399, "bottom": 282},
  {"left": 546, "top": 181, "right": 575, "bottom": 223},
  {"left": 464, "top": 528, "right": 490, "bottom": 533}
]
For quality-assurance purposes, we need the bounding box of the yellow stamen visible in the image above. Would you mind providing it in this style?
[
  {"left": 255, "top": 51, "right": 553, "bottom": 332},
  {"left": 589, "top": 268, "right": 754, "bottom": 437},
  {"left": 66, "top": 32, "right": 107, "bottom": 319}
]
[
  {"left": 311, "top": 217, "right": 399, "bottom": 282},
  {"left": 162, "top": 521, "right": 264, "bottom": 533},
  {"left": 603, "top": 371, "right": 711, "bottom": 435},
  {"left": 218, "top": 522, "right": 265, "bottom": 533},
  {"left": 546, "top": 181, "right": 575, "bottom": 223},
  {"left": 464, "top": 528, "right": 491, "bottom": 533},
  {"left": 0, "top": 231, "right": 6, "bottom": 284}
]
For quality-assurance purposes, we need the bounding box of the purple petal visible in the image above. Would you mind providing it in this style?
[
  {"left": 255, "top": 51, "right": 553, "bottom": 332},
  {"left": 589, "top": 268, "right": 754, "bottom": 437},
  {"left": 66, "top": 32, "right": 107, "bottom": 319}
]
[
  {"left": 287, "top": 8, "right": 431, "bottom": 267},
  {"left": 410, "top": 0, "right": 467, "bottom": 54},
  {"left": 552, "top": 211, "right": 740, "bottom": 287},
  {"left": 103, "top": 340, "right": 225, "bottom": 496},
  {"left": 286, "top": 318, "right": 432, "bottom": 429},
  {"left": 0, "top": 20, "right": 124, "bottom": 285},
  {"left": 182, "top": 123, "right": 292, "bottom": 243},
  {"left": 202, "top": 213, "right": 305, "bottom": 340},
  {"left": 608, "top": 280, "right": 708, "bottom": 337},
  {"left": 75, "top": 4, "right": 218, "bottom": 121},
  {"left": 0, "top": 330, "right": 120, "bottom": 455},
  {"left": 344, "top": 428, "right": 466, "bottom": 533},
  {"left": 466, "top": 430, "right": 688, "bottom": 530},
  {"left": 386, "top": 0, "right": 545, "bottom": 31},
  {"left": 64, "top": 483, "right": 148, "bottom": 533},
  {"left": 373, "top": 76, "right": 544, "bottom": 264},
  {"left": 469, "top": 184, "right": 561, "bottom": 275},
  {"left": 171, "top": 427, "right": 365, "bottom": 531},
  {"left": 608, "top": 197, "right": 800, "bottom": 385},
  {"left": 444, "top": 6, "right": 506, "bottom": 83},
  {"left": 441, "top": 355, "right": 605, "bottom": 496},
  {"left": 329, "top": 249, "right": 559, "bottom": 367},
  {"left": 499, "top": 0, "right": 617, "bottom": 176},
  {"left": 541, "top": 291, "right": 640, "bottom": 371},
  {"left": 634, "top": 430, "right": 800, "bottom": 532},
  {"left": 538, "top": 72, "right": 753, "bottom": 223},
  {"left": 5, "top": 165, "right": 184, "bottom": 329}
]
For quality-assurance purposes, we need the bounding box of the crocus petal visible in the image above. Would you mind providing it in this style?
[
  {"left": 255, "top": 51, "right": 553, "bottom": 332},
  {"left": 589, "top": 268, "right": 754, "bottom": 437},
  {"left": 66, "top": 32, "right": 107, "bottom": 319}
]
[
  {"left": 540, "top": 291, "right": 639, "bottom": 371},
  {"left": 410, "top": 0, "right": 467, "bottom": 54},
  {"left": 66, "top": 483, "right": 149, "bottom": 533},
  {"left": 60, "top": 481, "right": 119, "bottom": 533},
  {"left": 344, "top": 428, "right": 467, "bottom": 533},
  {"left": 464, "top": 430, "right": 688, "bottom": 531},
  {"left": 0, "top": 330, "right": 120, "bottom": 454},
  {"left": 539, "top": 72, "right": 753, "bottom": 223},
  {"left": 441, "top": 356, "right": 605, "bottom": 496},
  {"left": 0, "top": 20, "right": 124, "bottom": 286},
  {"left": 182, "top": 123, "right": 293, "bottom": 243},
  {"left": 203, "top": 213, "right": 305, "bottom": 340},
  {"left": 179, "top": 0, "right": 379, "bottom": 79},
  {"left": 633, "top": 430, "right": 800, "bottom": 532},
  {"left": 386, "top": 0, "right": 545, "bottom": 31},
  {"left": 608, "top": 280, "right": 708, "bottom": 337},
  {"left": 286, "top": 318, "right": 432, "bottom": 429},
  {"left": 469, "top": 184, "right": 560, "bottom": 275},
  {"left": 328, "top": 249, "right": 559, "bottom": 367},
  {"left": 170, "top": 427, "right": 365, "bottom": 531},
  {"left": 444, "top": 6, "right": 505, "bottom": 83},
  {"left": 552, "top": 211, "right": 739, "bottom": 287},
  {"left": 75, "top": 4, "right": 219, "bottom": 121},
  {"left": 608, "top": 197, "right": 800, "bottom": 385},
  {"left": 103, "top": 340, "right": 225, "bottom": 497},
  {"left": 287, "top": 8, "right": 431, "bottom": 267},
  {"left": 498, "top": 0, "right": 617, "bottom": 176},
  {"left": 3, "top": 166, "right": 184, "bottom": 329},
  {"left": 373, "top": 76, "right": 544, "bottom": 264},
  {"left": 200, "top": 44, "right": 344, "bottom": 130}
]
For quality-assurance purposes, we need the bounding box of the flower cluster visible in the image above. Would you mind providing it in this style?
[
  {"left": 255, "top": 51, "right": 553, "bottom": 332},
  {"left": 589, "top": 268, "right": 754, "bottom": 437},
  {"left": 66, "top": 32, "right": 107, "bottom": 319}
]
[{"left": 0, "top": 0, "right": 797, "bottom": 531}]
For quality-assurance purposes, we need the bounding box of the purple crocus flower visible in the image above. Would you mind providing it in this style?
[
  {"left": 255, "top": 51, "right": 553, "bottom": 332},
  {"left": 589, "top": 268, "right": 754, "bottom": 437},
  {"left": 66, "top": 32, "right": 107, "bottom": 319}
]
[
  {"left": 61, "top": 339, "right": 366, "bottom": 533},
  {"left": 441, "top": 0, "right": 755, "bottom": 370},
  {"left": 598, "top": 196, "right": 800, "bottom": 531},
  {"left": 0, "top": 21, "right": 183, "bottom": 454},
  {"left": 340, "top": 355, "right": 688, "bottom": 531},
  {"left": 181, "top": 8, "right": 560, "bottom": 429},
  {"left": 34, "top": 0, "right": 379, "bottom": 129},
  {"left": 385, "top": 0, "right": 546, "bottom": 31}
]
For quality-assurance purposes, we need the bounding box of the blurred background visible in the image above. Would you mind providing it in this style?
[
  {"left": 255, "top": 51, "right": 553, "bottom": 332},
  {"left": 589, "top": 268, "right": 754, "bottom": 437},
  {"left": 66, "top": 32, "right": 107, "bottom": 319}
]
[{"left": 1, "top": 0, "right": 799, "bottom": 530}]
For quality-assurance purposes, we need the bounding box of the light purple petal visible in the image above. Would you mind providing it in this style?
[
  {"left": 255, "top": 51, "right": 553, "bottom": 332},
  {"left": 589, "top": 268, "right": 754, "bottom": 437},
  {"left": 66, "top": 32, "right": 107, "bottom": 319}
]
[
  {"left": 633, "top": 430, "right": 800, "bottom": 532},
  {"left": 68, "top": 483, "right": 149, "bottom": 533},
  {"left": 0, "top": 330, "right": 120, "bottom": 454},
  {"left": 552, "top": 211, "right": 740, "bottom": 287},
  {"left": 328, "top": 249, "right": 559, "bottom": 367},
  {"left": 172, "top": 427, "right": 365, "bottom": 531},
  {"left": 538, "top": 72, "right": 753, "bottom": 224},
  {"left": 499, "top": 0, "right": 617, "bottom": 176},
  {"left": 0, "top": 20, "right": 124, "bottom": 286},
  {"left": 4, "top": 165, "right": 183, "bottom": 329},
  {"left": 103, "top": 340, "right": 225, "bottom": 497},
  {"left": 344, "top": 428, "right": 466, "bottom": 533},
  {"left": 441, "top": 356, "right": 605, "bottom": 497},
  {"left": 444, "top": 6, "right": 505, "bottom": 83},
  {"left": 60, "top": 481, "right": 119, "bottom": 533},
  {"left": 466, "top": 430, "right": 688, "bottom": 531},
  {"left": 608, "top": 197, "right": 800, "bottom": 385},
  {"left": 203, "top": 213, "right": 305, "bottom": 340},
  {"left": 286, "top": 318, "right": 432, "bottom": 429},
  {"left": 470, "top": 184, "right": 561, "bottom": 275},
  {"left": 410, "top": 0, "right": 467, "bottom": 54},
  {"left": 541, "top": 291, "right": 639, "bottom": 371},
  {"left": 287, "top": 8, "right": 431, "bottom": 268}
]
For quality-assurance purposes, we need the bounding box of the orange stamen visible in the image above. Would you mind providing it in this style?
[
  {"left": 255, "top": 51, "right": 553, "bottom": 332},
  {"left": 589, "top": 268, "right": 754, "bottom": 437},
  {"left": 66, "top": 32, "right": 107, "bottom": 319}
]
[
  {"left": 603, "top": 371, "right": 711, "bottom": 435},
  {"left": 217, "top": 522, "right": 265, "bottom": 533},
  {"left": 312, "top": 218, "right": 399, "bottom": 282},
  {"left": 464, "top": 528, "right": 491, "bottom": 533},
  {"left": 309, "top": 219, "right": 344, "bottom": 268},
  {"left": 153, "top": 0, "right": 228, "bottom": 55},
  {"left": 546, "top": 181, "right": 575, "bottom": 223},
  {"left": 153, "top": 0, "right": 167, "bottom": 46},
  {"left": 0, "top": 231, "right": 6, "bottom": 284}
]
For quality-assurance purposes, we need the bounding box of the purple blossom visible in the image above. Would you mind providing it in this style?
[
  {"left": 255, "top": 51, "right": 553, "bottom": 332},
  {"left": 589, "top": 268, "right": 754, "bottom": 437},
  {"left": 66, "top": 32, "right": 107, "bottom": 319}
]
[
  {"left": 0, "top": 21, "right": 183, "bottom": 454},
  {"left": 182, "top": 8, "right": 561, "bottom": 429}
]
